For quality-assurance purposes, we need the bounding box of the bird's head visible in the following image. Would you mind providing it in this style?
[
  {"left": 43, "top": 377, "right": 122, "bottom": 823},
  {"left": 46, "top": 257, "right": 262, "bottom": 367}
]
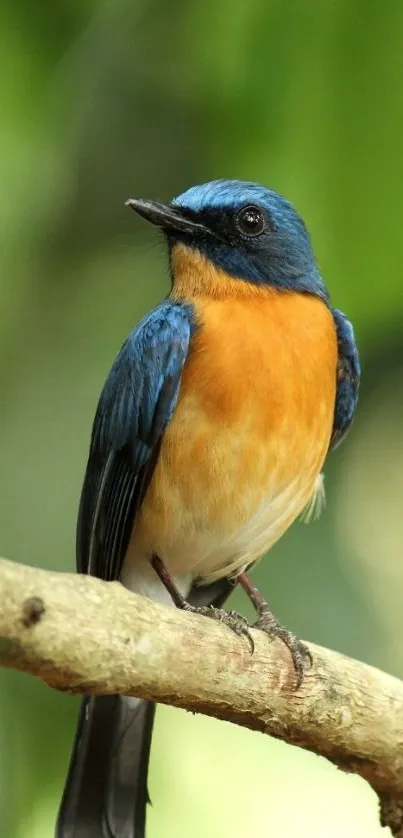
[{"left": 127, "top": 179, "right": 329, "bottom": 302}]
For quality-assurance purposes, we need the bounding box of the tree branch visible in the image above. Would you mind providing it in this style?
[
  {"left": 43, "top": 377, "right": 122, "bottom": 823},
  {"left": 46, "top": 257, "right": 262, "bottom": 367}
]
[{"left": 1, "top": 556, "right": 402, "bottom": 835}]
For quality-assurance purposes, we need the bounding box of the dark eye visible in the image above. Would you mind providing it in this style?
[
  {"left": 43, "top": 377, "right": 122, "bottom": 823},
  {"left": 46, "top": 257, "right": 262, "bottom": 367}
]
[{"left": 236, "top": 205, "right": 266, "bottom": 237}]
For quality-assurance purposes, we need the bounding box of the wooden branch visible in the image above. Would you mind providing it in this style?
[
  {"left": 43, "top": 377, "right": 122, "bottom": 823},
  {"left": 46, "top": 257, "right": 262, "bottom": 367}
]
[{"left": 1, "top": 556, "right": 402, "bottom": 835}]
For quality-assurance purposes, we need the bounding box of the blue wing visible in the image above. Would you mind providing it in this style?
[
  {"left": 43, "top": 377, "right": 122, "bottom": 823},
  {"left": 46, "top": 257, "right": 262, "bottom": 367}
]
[
  {"left": 77, "top": 301, "right": 194, "bottom": 581},
  {"left": 329, "top": 308, "right": 361, "bottom": 451}
]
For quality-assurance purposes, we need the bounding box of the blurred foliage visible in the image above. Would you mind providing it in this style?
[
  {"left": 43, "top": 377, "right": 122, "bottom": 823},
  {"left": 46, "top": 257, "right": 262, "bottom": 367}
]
[{"left": 1, "top": 0, "right": 402, "bottom": 836}]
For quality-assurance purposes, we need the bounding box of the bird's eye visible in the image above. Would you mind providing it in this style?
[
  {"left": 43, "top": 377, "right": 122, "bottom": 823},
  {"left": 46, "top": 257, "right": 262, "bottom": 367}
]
[{"left": 235, "top": 205, "right": 266, "bottom": 237}]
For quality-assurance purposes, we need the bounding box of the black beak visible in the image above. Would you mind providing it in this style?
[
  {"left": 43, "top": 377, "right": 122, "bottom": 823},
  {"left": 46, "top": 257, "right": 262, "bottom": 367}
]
[{"left": 125, "top": 198, "right": 210, "bottom": 237}]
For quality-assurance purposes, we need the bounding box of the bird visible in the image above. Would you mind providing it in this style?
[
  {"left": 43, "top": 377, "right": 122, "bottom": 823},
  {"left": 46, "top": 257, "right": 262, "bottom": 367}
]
[{"left": 56, "top": 179, "right": 360, "bottom": 838}]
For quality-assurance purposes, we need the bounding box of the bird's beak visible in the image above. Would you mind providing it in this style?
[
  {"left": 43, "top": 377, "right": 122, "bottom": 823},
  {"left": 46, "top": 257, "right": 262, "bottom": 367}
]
[{"left": 126, "top": 198, "right": 210, "bottom": 237}]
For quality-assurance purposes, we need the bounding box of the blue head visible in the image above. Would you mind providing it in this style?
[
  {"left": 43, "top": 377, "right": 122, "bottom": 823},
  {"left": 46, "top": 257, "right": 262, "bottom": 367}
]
[{"left": 127, "top": 179, "right": 329, "bottom": 302}]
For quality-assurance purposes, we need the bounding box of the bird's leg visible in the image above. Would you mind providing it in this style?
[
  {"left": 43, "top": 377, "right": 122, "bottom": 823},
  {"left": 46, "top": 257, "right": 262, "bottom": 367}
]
[
  {"left": 237, "top": 571, "right": 312, "bottom": 688},
  {"left": 151, "top": 555, "right": 253, "bottom": 650},
  {"left": 150, "top": 555, "right": 187, "bottom": 608}
]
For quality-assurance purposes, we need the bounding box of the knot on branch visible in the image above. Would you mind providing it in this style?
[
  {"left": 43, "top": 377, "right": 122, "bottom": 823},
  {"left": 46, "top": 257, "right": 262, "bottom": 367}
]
[{"left": 21, "top": 596, "right": 46, "bottom": 628}]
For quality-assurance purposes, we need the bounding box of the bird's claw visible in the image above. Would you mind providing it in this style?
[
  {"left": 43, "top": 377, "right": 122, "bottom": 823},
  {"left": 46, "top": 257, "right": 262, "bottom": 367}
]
[
  {"left": 183, "top": 603, "right": 254, "bottom": 652},
  {"left": 253, "top": 609, "right": 312, "bottom": 689},
  {"left": 182, "top": 597, "right": 311, "bottom": 687}
]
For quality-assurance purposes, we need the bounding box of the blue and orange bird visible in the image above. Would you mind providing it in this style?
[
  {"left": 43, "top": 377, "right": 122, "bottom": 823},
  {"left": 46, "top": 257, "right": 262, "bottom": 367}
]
[{"left": 56, "top": 180, "right": 360, "bottom": 838}]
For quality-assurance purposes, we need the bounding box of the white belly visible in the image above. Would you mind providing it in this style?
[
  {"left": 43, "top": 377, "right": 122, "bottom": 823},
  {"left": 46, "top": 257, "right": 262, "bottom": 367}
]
[{"left": 122, "top": 471, "right": 323, "bottom": 600}]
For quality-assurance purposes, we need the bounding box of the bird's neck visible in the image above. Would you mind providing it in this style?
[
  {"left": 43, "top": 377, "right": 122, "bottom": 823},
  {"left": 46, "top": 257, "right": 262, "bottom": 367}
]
[{"left": 169, "top": 243, "right": 275, "bottom": 301}]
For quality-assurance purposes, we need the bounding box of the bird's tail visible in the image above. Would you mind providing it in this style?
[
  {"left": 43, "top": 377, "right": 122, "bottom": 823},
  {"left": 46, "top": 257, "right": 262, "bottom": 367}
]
[{"left": 56, "top": 695, "right": 155, "bottom": 838}]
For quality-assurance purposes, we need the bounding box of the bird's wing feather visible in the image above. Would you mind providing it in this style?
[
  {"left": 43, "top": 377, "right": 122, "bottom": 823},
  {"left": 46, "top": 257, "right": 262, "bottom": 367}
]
[
  {"left": 329, "top": 307, "right": 360, "bottom": 451},
  {"left": 77, "top": 301, "right": 193, "bottom": 581}
]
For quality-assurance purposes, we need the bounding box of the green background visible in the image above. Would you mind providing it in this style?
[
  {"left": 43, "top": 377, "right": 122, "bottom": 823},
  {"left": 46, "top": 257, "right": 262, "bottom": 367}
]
[{"left": 1, "top": 1, "right": 402, "bottom": 836}]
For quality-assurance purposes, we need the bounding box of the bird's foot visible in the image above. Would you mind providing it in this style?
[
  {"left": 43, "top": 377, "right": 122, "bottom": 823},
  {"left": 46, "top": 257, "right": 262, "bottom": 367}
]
[
  {"left": 151, "top": 555, "right": 254, "bottom": 650},
  {"left": 237, "top": 571, "right": 312, "bottom": 689},
  {"left": 182, "top": 602, "right": 254, "bottom": 652},
  {"left": 253, "top": 607, "right": 312, "bottom": 689}
]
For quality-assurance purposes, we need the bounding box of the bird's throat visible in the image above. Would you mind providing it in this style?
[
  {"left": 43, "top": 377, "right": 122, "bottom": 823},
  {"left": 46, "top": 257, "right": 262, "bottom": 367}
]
[{"left": 170, "top": 243, "right": 275, "bottom": 301}]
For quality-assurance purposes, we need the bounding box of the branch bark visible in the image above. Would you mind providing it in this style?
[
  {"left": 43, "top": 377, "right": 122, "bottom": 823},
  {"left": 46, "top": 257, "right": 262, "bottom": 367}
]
[{"left": 1, "top": 556, "right": 402, "bottom": 835}]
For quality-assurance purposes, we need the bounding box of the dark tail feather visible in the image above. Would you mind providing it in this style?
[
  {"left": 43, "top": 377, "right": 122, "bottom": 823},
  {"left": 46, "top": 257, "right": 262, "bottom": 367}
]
[{"left": 56, "top": 695, "right": 155, "bottom": 838}]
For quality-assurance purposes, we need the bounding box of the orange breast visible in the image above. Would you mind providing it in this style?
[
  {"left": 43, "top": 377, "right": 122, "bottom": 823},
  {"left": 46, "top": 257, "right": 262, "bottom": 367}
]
[{"left": 127, "top": 257, "right": 338, "bottom": 585}]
